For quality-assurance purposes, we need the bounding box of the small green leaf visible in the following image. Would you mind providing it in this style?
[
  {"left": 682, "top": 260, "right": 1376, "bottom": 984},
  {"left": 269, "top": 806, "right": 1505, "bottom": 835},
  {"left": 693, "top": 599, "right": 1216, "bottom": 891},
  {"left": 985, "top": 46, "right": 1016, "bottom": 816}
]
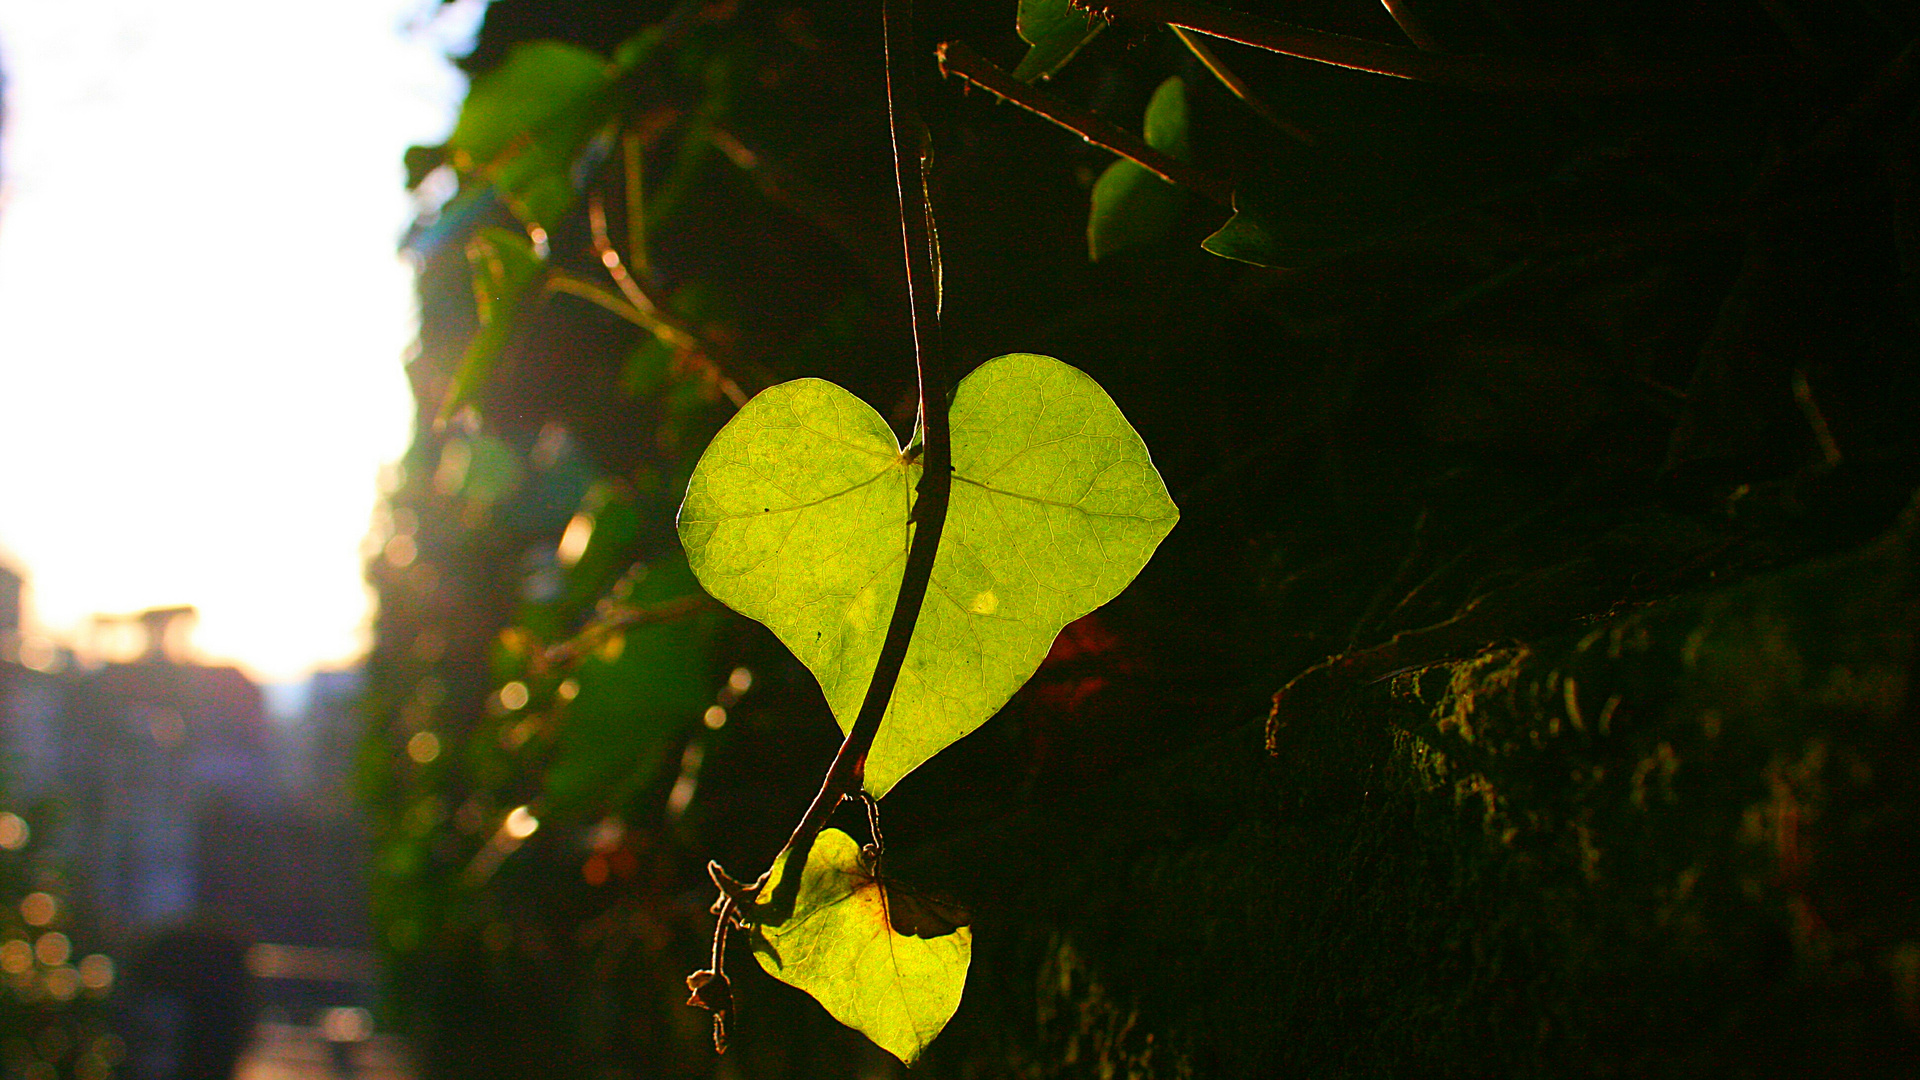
[
  {"left": 752, "top": 829, "right": 970, "bottom": 1064},
  {"left": 1200, "top": 207, "right": 1282, "bottom": 266},
  {"left": 1201, "top": 183, "right": 1372, "bottom": 269},
  {"left": 1089, "top": 77, "right": 1191, "bottom": 261},
  {"left": 1013, "top": 0, "right": 1106, "bottom": 81},
  {"left": 1141, "top": 76, "right": 1192, "bottom": 162},
  {"left": 679, "top": 354, "right": 1177, "bottom": 796}
]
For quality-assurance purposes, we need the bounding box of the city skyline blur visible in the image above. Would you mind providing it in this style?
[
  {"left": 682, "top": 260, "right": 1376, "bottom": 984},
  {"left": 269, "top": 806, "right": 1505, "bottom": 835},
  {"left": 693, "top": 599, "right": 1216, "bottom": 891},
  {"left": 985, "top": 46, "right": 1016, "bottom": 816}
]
[{"left": 0, "top": 0, "right": 480, "bottom": 682}]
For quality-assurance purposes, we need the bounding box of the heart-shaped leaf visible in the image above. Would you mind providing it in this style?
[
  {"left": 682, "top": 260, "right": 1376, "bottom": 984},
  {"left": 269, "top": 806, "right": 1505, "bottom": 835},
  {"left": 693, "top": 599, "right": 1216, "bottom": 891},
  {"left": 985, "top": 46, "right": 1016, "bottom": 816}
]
[
  {"left": 679, "top": 353, "right": 1177, "bottom": 795},
  {"left": 751, "top": 828, "right": 971, "bottom": 1063}
]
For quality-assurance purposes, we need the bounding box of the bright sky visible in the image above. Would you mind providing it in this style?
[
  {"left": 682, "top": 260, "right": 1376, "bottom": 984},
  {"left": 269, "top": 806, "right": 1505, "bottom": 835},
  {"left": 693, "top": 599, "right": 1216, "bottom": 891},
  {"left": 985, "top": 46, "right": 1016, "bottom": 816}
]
[{"left": 0, "top": 0, "right": 476, "bottom": 682}]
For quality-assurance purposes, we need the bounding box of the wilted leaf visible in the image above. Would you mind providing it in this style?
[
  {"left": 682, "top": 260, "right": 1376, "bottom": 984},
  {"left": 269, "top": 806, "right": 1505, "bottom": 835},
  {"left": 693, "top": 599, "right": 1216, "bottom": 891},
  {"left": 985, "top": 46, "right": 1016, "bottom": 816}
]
[
  {"left": 1089, "top": 77, "right": 1191, "bottom": 261},
  {"left": 1013, "top": 0, "right": 1106, "bottom": 81},
  {"left": 752, "top": 829, "right": 970, "bottom": 1063},
  {"left": 679, "top": 354, "right": 1178, "bottom": 795}
]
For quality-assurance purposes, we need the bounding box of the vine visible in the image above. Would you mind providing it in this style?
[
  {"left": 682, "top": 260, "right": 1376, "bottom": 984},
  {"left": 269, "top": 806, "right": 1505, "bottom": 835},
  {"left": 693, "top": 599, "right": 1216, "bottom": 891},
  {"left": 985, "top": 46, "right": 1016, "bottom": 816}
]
[
  {"left": 677, "top": 0, "right": 1176, "bottom": 1060},
  {"left": 368, "top": 0, "right": 1920, "bottom": 1074}
]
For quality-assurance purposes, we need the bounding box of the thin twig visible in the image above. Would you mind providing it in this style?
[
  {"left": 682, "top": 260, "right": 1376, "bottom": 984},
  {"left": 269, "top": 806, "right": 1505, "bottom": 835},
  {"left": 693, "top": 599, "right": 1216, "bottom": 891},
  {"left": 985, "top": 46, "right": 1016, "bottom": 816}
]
[
  {"left": 1377, "top": 0, "right": 1444, "bottom": 52},
  {"left": 533, "top": 594, "right": 714, "bottom": 673},
  {"left": 1171, "top": 26, "right": 1316, "bottom": 143},
  {"left": 546, "top": 271, "right": 683, "bottom": 341},
  {"left": 936, "top": 40, "right": 1235, "bottom": 207},
  {"left": 1097, "top": 0, "right": 1793, "bottom": 95},
  {"left": 762, "top": 0, "right": 955, "bottom": 923},
  {"left": 1791, "top": 367, "right": 1843, "bottom": 470},
  {"left": 587, "top": 194, "right": 748, "bottom": 407}
]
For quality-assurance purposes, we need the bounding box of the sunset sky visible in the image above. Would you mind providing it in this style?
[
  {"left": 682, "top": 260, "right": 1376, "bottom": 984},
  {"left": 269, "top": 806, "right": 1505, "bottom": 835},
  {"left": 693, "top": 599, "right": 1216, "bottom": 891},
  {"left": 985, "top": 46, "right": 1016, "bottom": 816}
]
[{"left": 0, "top": 0, "right": 476, "bottom": 682}]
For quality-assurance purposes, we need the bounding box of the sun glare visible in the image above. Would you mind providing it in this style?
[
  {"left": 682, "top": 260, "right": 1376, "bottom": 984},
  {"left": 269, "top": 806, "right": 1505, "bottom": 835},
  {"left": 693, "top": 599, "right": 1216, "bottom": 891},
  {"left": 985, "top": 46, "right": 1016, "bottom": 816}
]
[{"left": 0, "top": 0, "right": 471, "bottom": 682}]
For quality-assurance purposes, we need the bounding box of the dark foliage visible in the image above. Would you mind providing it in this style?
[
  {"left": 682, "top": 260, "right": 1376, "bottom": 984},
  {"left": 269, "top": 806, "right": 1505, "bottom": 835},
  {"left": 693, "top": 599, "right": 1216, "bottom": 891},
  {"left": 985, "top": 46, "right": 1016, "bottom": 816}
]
[{"left": 365, "top": 1, "right": 1920, "bottom": 1075}]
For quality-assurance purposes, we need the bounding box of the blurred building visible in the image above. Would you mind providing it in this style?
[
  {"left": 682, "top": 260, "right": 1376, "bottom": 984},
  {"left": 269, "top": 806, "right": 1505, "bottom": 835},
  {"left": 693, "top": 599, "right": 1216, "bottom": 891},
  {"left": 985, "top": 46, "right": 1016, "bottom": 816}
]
[{"left": 0, "top": 574, "right": 370, "bottom": 957}]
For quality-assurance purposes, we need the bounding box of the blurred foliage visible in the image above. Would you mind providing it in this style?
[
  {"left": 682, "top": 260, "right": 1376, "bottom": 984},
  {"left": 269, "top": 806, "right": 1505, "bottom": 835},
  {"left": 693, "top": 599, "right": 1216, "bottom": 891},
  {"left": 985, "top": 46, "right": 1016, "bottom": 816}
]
[
  {"left": 0, "top": 800, "right": 123, "bottom": 1080},
  {"left": 364, "top": 0, "right": 1920, "bottom": 1076}
]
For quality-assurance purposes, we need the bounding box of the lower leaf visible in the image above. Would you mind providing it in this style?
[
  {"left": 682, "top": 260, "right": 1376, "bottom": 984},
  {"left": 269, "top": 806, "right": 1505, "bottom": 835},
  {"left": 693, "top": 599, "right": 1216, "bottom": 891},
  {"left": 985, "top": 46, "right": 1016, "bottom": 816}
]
[{"left": 751, "top": 829, "right": 971, "bottom": 1064}]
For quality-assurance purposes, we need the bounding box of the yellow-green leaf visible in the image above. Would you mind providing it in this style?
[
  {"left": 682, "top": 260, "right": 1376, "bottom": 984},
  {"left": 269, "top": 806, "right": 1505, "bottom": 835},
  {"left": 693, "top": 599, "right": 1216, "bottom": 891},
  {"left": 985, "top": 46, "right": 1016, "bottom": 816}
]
[
  {"left": 678, "top": 353, "right": 1177, "bottom": 795},
  {"left": 751, "top": 829, "right": 970, "bottom": 1063}
]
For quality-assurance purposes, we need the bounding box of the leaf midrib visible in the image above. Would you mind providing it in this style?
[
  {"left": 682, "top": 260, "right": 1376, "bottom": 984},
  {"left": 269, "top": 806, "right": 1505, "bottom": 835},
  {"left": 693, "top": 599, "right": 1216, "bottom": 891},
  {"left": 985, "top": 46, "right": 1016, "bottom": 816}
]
[{"left": 686, "top": 462, "right": 901, "bottom": 522}]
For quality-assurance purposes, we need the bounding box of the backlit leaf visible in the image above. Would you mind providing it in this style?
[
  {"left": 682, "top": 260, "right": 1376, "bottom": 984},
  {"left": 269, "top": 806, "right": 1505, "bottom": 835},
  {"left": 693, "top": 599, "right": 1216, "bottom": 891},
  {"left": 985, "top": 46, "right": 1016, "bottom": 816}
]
[
  {"left": 679, "top": 353, "right": 1178, "bottom": 795},
  {"left": 752, "top": 828, "right": 970, "bottom": 1063},
  {"left": 448, "top": 41, "right": 617, "bottom": 228}
]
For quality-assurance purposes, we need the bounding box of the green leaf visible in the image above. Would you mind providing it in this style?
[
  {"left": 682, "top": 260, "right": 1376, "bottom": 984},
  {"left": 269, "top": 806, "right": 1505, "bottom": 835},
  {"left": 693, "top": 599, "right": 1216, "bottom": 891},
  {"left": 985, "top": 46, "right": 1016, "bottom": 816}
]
[
  {"left": 1141, "top": 76, "right": 1192, "bottom": 162},
  {"left": 441, "top": 227, "right": 546, "bottom": 421},
  {"left": 544, "top": 556, "right": 715, "bottom": 815},
  {"left": 1013, "top": 0, "right": 1106, "bottom": 81},
  {"left": 448, "top": 41, "right": 617, "bottom": 227},
  {"left": 1200, "top": 206, "right": 1283, "bottom": 266},
  {"left": 1200, "top": 186, "right": 1367, "bottom": 270},
  {"left": 1088, "top": 77, "right": 1191, "bottom": 261},
  {"left": 752, "top": 829, "right": 971, "bottom": 1064},
  {"left": 679, "top": 353, "right": 1178, "bottom": 795}
]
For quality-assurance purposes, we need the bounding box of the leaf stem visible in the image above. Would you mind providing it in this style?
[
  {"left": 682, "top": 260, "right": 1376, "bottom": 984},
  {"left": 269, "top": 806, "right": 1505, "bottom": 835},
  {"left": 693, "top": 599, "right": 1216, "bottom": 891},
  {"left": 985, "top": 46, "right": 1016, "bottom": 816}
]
[
  {"left": 935, "top": 40, "right": 1235, "bottom": 208},
  {"left": 764, "top": 0, "right": 954, "bottom": 921},
  {"left": 1095, "top": 0, "right": 1793, "bottom": 95}
]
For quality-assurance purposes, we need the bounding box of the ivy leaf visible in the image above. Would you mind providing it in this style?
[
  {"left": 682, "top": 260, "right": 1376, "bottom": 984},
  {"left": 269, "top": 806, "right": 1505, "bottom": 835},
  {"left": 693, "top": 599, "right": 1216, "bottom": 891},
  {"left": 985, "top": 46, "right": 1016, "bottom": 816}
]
[
  {"left": 1089, "top": 77, "right": 1191, "bottom": 261},
  {"left": 448, "top": 41, "right": 617, "bottom": 228},
  {"left": 679, "top": 354, "right": 1177, "bottom": 796},
  {"left": 752, "top": 828, "right": 971, "bottom": 1064},
  {"left": 1013, "top": 0, "right": 1106, "bottom": 82},
  {"left": 1200, "top": 177, "right": 1386, "bottom": 269}
]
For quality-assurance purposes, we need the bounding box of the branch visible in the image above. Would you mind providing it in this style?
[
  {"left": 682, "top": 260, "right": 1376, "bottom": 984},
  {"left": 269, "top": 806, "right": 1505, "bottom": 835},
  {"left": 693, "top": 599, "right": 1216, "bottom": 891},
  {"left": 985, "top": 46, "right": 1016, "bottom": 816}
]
[
  {"left": 762, "top": 0, "right": 955, "bottom": 921},
  {"left": 546, "top": 270, "right": 682, "bottom": 343},
  {"left": 532, "top": 594, "right": 714, "bottom": 674},
  {"left": 1377, "top": 0, "right": 1443, "bottom": 52},
  {"left": 1094, "top": 0, "right": 1794, "bottom": 95},
  {"left": 1172, "top": 26, "right": 1315, "bottom": 144},
  {"left": 587, "top": 195, "right": 747, "bottom": 408},
  {"left": 935, "top": 41, "right": 1235, "bottom": 208}
]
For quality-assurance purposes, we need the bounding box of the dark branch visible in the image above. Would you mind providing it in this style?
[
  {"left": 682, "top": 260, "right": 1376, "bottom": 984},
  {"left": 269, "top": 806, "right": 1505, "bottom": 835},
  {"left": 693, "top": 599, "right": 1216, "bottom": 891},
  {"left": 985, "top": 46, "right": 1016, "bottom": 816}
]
[
  {"left": 936, "top": 41, "right": 1235, "bottom": 208},
  {"left": 761, "top": 0, "right": 955, "bottom": 922},
  {"left": 1097, "top": 0, "right": 1793, "bottom": 96}
]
